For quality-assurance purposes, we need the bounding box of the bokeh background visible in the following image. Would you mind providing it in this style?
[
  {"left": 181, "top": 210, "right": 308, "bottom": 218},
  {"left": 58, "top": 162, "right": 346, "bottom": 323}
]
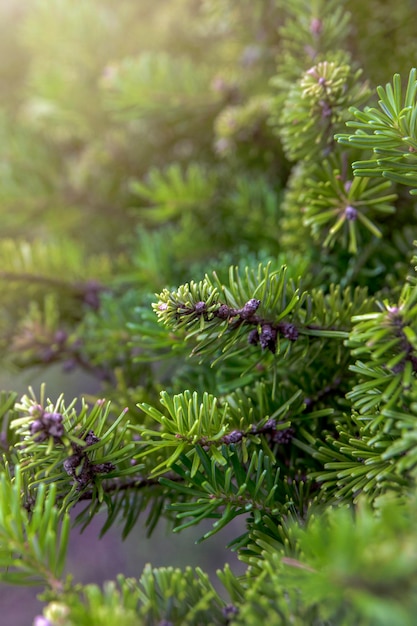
[{"left": 0, "top": 2, "right": 259, "bottom": 621}]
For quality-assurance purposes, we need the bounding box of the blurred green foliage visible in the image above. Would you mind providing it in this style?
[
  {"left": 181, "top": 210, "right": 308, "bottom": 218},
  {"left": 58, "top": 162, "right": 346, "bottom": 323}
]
[{"left": 1, "top": 0, "right": 417, "bottom": 624}]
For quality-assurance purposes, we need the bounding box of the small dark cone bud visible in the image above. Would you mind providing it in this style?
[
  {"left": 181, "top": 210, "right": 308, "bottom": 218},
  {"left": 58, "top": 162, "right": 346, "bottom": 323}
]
[
  {"left": 48, "top": 423, "right": 65, "bottom": 438},
  {"left": 30, "top": 419, "right": 47, "bottom": 442},
  {"left": 240, "top": 298, "right": 261, "bottom": 320},
  {"left": 280, "top": 323, "right": 299, "bottom": 341},
  {"left": 85, "top": 430, "right": 100, "bottom": 446},
  {"left": 223, "top": 430, "right": 243, "bottom": 444},
  {"left": 93, "top": 461, "right": 115, "bottom": 474},
  {"left": 53, "top": 425, "right": 64, "bottom": 436},
  {"left": 43, "top": 412, "right": 63, "bottom": 425},
  {"left": 63, "top": 454, "right": 82, "bottom": 477},
  {"left": 259, "top": 324, "right": 277, "bottom": 352},
  {"left": 40, "top": 412, "right": 65, "bottom": 441},
  {"left": 263, "top": 418, "right": 276, "bottom": 430},
  {"left": 75, "top": 467, "right": 94, "bottom": 487},
  {"left": 216, "top": 304, "right": 232, "bottom": 320},
  {"left": 272, "top": 426, "right": 295, "bottom": 444},
  {"left": 30, "top": 419, "right": 44, "bottom": 434}
]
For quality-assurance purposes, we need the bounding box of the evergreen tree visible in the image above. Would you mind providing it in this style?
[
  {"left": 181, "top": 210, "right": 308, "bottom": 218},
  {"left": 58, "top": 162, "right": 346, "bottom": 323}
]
[{"left": 1, "top": 0, "right": 417, "bottom": 624}]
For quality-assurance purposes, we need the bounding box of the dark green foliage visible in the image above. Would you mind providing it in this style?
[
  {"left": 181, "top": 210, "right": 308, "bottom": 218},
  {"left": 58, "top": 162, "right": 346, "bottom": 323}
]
[{"left": 1, "top": 1, "right": 417, "bottom": 624}]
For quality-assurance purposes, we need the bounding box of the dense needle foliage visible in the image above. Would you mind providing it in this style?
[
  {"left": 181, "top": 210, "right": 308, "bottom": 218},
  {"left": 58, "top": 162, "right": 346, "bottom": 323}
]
[{"left": 1, "top": 1, "right": 417, "bottom": 624}]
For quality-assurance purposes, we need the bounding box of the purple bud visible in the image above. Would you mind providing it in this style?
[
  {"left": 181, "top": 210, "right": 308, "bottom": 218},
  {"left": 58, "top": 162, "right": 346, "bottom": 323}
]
[
  {"left": 345, "top": 205, "right": 357, "bottom": 221},
  {"left": 84, "top": 430, "right": 100, "bottom": 446},
  {"left": 30, "top": 419, "right": 44, "bottom": 434},
  {"left": 222, "top": 605, "right": 239, "bottom": 618},
  {"left": 43, "top": 412, "right": 63, "bottom": 425},
  {"left": 194, "top": 301, "right": 207, "bottom": 315},
  {"left": 259, "top": 324, "right": 277, "bottom": 352},
  {"left": 272, "top": 427, "right": 295, "bottom": 444},
  {"left": 29, "top": 410, "right": 66, "bottom": 442},
  {"left": 223, "top": 430, "right": 243, "bottom": 444},
  {"left": 63, "top": 454, "right": 81, "bottom": 476},
  {"left": 280, "top": 323, "right": 299, "bottom": 341},
  {"left": 240, "top": 298, "right": 261, "bottom": 320},
  {"left": 93, "top": 462, "right": 115, "bottom": 474},
  {"left": 248, "top": 328, "right": 259, "bottom": 346},
  {"left": 48, "top": 423, "right": 65, "bottom": 438},
  {"left": 216, "top": 304, "right": 232, "bottom": 320},
  {"left": 263, "top": 418, "right": 276, "bottom": 430},
  {"left": 387, "top": 306, "right": 400, "bottom": 314},
  {"left": 29, "top": 420, "right": 47, "bottom": 442}
]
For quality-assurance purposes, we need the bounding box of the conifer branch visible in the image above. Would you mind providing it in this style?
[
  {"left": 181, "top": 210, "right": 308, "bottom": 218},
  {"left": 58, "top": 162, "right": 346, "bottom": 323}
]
[{"left": 2, "top": 1, "right": 417, "bottom": 624}]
